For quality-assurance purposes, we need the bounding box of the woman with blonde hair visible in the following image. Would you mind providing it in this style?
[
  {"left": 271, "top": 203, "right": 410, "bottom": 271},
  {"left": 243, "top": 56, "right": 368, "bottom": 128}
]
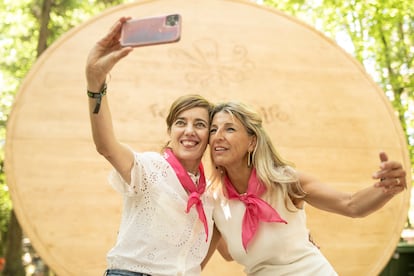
[{"left": 209, "top": 101, "right": 407, "bottom": 276}]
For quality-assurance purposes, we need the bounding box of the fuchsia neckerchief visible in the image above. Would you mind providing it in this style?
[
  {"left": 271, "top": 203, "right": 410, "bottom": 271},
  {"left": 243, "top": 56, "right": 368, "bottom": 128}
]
[
  {"left": 224, "top": 168, "right": 287, "bottom": 251},
  {"left": 164, "top": 148, "right": 208, "bottom": 242}
]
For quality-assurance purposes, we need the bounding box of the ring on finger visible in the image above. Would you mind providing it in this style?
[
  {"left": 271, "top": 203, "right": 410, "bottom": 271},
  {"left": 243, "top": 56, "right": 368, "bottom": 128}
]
[{"left": 395, "top": 178, "right": 400, "bottom": 185}]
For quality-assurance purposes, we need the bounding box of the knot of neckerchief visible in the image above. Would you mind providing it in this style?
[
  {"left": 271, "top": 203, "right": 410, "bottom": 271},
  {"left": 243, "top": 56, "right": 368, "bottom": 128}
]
[
  {"left": 224, "top": 168, "right": 287, "bottom": 250},
  {"left": 164, "top": 148, "right": 208, "bottom": 242}
]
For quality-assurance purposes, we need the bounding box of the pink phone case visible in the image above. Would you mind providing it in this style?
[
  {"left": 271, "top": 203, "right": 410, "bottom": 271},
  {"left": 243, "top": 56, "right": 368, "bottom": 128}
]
[{"left": 120, "top": 14, "right": 182, "bottom": 47}]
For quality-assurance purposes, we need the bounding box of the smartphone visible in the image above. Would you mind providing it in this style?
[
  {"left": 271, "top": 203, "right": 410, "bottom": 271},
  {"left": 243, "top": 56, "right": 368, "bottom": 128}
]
[{"left": 120, "top": 14, "right": 182, "bottom": 47}]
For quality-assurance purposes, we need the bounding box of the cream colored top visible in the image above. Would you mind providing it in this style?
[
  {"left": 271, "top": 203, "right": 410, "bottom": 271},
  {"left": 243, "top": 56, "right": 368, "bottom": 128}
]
[
  {"left": 107, "top": 152, "right": 214, "bottom": 276},
  {"left": 213, "top": 185, "right": 338, "bottom": 276}
]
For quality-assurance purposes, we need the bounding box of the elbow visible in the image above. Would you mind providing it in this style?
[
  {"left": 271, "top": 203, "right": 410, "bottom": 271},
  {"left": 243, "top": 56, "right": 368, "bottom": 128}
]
[
  {"left": 346, "top": 203, "right": 372, "bottom": 218},
  {"left": 221, "top": 253, "right": 234, "bottom": 262},
  {"left": 348, "top": 211, "right": 369, "bottom": 219},
  {"left": 95, "top": 144, "right": 112, "bottom": 160},
  {"left": 217, "top": 239, "right": 234, "bottom": 262},
  {"left": 95, "top": 145, "right": 107, "bottom": 156},
  {"left": 93, "top": 136, "right": 120, "bottom": 160}
]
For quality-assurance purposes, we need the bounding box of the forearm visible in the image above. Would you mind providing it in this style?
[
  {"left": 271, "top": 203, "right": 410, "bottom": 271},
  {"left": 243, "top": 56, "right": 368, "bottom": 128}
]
[
  {"left": 217, "top": 238, "right": 233, "bottom": 261},
  {"left": 87, "top": 85, "right": 134, "bottom": 184},
  {"left": 201, "top": 225, "right": 221, "bottom": 269},
  {"left": 301, "top": 152, "right": 406, "bottom": 218},
  {"left": 348, "top": 185, "right": 395, "bottom": 217},
  {"left": 85, "top": 17, "right": 135, "bottom": 183},
  {"left": 88, "top": 92, "right": 118, "bottom": 156}
]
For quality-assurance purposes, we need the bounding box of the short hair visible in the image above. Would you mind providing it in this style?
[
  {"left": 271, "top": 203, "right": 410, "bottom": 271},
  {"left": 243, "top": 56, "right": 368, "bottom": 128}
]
[{"left": 166, "top": 94, "right": 214, "bottom": 132}]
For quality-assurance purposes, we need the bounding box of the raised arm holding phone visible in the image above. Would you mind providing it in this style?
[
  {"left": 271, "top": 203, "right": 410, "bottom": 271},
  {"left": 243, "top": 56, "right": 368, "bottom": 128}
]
[{"left": 85, "top": 17, "right": 219, "bottom": 276}]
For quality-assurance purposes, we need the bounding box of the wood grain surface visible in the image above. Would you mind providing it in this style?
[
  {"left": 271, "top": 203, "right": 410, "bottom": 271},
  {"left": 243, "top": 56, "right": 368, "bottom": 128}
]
[{"left": 5, "top": 0, "right": 411, "bottom": 275}]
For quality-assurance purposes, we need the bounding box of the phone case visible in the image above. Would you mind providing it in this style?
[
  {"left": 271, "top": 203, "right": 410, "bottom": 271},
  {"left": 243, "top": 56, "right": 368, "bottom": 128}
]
[{"left": 120, "top": 14, "right": 182, "bottom": 47}]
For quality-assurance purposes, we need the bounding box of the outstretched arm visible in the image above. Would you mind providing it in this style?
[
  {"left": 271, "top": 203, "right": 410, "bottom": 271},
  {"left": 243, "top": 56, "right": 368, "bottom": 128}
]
[
  {"left": 300, "top": 152, "right": 407, "bottom": 218},
  {"left": 86, "top": 17, "right": 135, "bottom": 184}
]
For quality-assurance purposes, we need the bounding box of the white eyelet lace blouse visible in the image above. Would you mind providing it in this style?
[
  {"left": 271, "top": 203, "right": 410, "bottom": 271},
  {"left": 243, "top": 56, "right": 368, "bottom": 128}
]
[{"left": 106, "top": 152, "right": 214, "bottom": 276}]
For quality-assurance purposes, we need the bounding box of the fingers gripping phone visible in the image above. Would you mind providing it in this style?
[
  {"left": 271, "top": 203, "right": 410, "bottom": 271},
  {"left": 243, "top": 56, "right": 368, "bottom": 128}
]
[{"left": 120, "top": 14, "right": 182, "bottom": 47}]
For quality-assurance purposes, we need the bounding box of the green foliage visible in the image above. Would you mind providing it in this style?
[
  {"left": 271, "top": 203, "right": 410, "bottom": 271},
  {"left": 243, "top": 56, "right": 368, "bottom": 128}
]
[
  {"left": 263, "top": 0, "right": 414, "bottom": 176},
  {"left": 46, "top": 0, "right": 126, "bottom": 45},
  {"left": 0, "top": 0, "right": 412, "bottom": 269},
  {"left": 0, "top": 141, "right": 11, "bottom": 257},
  {"left": 0, "top": 0, "right": 38, "bottom": 99},
  {"left": 0, "top": 0, "right": 131, "bottom": 262}
]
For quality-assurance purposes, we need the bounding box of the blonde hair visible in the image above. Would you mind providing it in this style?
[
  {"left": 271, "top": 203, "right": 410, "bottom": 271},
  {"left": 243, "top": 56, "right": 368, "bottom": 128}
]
[{"left": 209, "top": 101, "right": 306, "bottom": 208}]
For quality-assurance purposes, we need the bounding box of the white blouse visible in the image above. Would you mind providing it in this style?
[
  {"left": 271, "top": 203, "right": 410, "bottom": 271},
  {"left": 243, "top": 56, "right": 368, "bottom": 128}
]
[
  {"left": 213, "top": 185, "right": 338, "bottom": 276},
  {"left": 106, "top": 152, "right": 214, "bottom": 276}
]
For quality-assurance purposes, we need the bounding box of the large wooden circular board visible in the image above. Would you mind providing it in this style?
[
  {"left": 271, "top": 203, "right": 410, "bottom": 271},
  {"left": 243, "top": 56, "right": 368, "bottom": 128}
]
[{"left": 5, "top": 0, "right": 411, "bottom": 275}]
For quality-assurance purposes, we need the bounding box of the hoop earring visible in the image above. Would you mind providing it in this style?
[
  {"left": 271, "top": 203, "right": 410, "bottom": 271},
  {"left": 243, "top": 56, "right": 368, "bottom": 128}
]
[{"left": 247, "top": 151, "right": 252, "bottom": 168}]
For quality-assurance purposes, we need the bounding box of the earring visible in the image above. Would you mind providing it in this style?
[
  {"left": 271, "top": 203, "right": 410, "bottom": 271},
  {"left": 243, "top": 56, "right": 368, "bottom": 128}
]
[{"left": 247, "top": 151, "right": 252, "bottom": 168}]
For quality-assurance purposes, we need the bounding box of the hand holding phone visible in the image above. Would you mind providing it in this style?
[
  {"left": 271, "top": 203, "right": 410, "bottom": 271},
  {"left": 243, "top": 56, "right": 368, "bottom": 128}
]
[{"left": 120, "top": 14, "right": 182, "bottom": 47}]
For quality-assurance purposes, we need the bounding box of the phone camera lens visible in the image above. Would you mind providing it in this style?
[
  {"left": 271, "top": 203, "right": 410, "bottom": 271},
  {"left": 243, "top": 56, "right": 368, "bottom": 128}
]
[{"left": 166, "top": 14, "right": 179, "bottom": 26}]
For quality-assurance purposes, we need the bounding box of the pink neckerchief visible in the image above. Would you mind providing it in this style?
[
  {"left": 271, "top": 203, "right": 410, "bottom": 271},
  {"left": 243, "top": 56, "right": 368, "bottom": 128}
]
[
  {"left": 164, "top": 148, "right": 208, "bottom": 242},
  {"left": 224, "top": 168, "right": 287, "bottom": 251}
]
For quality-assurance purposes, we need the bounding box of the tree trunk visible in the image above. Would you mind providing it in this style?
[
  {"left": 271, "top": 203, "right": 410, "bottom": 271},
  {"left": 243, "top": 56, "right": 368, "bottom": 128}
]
[
  {"left": 3, "top": 0, "right": 54, "bottom": 272},
  {"left": 37, "top": 0, "right": 53, "bottom": 56},
  {"left": 2, "top": 210, "right": 24, "bottom": 276}
]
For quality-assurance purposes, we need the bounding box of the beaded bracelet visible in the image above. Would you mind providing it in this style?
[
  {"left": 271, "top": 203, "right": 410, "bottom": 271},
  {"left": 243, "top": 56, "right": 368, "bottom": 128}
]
[{"left": 87, "top": 83, "right": 107, "bottom": 114}]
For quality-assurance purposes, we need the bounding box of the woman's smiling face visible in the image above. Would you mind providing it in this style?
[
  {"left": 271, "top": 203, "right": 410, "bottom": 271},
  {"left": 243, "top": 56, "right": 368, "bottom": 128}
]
[
  {"left": 209, "top": 111, "right": 255, "bottom": 169},
  {"left": 168, "top": 107, "right": 210, "bottom": 173}
]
